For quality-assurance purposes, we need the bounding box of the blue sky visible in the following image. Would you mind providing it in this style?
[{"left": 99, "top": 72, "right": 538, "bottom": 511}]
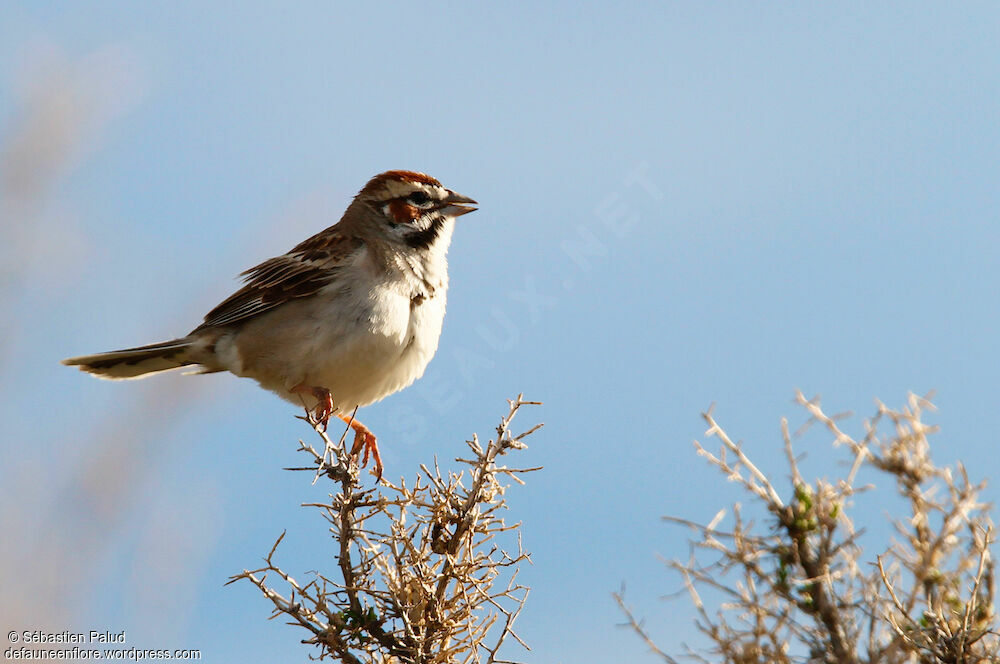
[{"left": 2, "top": 3, "right": 999, "bottom": 662}]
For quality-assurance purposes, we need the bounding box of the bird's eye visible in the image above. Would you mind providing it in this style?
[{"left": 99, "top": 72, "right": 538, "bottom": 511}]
[{"left": 408, "top": 191, "right": 431, "bottom": 205}]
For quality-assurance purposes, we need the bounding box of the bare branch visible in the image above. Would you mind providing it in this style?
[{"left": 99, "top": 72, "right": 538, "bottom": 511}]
[
  {"left": 624, "top": 393, "right": 999, "bottom": 664},
  {"left": 233, "top": 396, "right": 541, "bottom": 663}
]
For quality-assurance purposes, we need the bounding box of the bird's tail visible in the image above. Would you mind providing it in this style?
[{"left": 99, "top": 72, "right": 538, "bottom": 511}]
[{"left": 62, "top": 338, "right": 196, "bottom": 379}]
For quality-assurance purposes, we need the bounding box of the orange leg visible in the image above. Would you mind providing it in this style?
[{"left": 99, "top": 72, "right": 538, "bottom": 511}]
[
  {"left": 290, "top": 384, "right": 334, "bottom": 429},
  {"left": 339, "top": 414, "right": 383, "bottom": 480}
]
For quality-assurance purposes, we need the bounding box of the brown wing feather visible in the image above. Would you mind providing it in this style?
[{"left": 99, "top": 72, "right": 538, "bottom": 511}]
[{"left": 193, "top": 230, "right": 363, "bottom": 331}]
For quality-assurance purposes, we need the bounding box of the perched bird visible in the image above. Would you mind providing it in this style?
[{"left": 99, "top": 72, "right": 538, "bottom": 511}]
[{"left": 63, "top": 170, "right": 477, "bottom": 479}]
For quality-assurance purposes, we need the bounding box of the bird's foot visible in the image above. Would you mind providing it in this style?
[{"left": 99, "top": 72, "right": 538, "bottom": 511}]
[
  {"left": 339, "top": 414, "right": 383, "bottom": 481},
  {"left": 291, "top": 384, "right": 334, "bottom": 430}
]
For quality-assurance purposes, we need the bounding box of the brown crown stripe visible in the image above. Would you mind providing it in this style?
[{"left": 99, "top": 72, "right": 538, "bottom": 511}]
[{"left": 362, "top": 170, "right": 441, "bottom": 192}]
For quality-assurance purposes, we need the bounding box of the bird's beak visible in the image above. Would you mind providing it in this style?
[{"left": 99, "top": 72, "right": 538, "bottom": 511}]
[{"left": 439, "top": 190, "right": 478, "bottom": 217}]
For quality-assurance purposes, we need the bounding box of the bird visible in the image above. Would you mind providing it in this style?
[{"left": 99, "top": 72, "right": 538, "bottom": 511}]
[{"left": 63, "top": 170, "right": 477, "bottom": 479}]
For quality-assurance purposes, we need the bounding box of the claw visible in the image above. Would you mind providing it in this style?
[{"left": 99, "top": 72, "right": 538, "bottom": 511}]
[
  {"left": 288, "top": 385, "right": 384, "bottom": 480},
  {"left": 291, "top": 384, "right": 334, "bottom": 430},
  {"left": 339, "top": 414, "right": 383, "bottom": 480}
]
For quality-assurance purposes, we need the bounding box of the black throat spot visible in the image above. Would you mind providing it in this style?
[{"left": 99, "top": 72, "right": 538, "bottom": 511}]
[{"left": 404, "top": 216, "right": 446, "bottom": 250}]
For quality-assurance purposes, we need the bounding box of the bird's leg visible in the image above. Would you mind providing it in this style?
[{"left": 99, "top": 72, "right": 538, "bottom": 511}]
[
  {"left": 339, "top": 414, "right": 383, "bottom": 480},
  {"left": 290, "top": 384, "right": 334, "bottom": 430}
]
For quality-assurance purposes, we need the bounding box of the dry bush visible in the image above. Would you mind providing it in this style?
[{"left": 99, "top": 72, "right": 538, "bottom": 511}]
[
  {"left": 617, "top": 392, "right": 996, "bottom": 664},
  {"left": 231, "top": 396, "right": 542, "bottom": 664}
]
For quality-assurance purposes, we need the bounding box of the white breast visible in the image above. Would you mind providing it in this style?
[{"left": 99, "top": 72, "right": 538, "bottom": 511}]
[
  {"left": 308, "top": 277, "right": 447, "bottom": 409},
  {"left": 225, "top": 242, "right": 450, "bottom": 413}
]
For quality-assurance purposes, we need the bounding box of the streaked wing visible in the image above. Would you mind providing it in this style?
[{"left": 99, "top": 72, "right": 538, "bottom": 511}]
[{"left": 194, "top": 229, "right": 363, "bottom": 331}]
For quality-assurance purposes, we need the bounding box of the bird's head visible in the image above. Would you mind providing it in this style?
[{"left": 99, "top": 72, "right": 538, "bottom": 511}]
[{"left": 353, "top": 170, "right": 477, "bottom": 249}]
